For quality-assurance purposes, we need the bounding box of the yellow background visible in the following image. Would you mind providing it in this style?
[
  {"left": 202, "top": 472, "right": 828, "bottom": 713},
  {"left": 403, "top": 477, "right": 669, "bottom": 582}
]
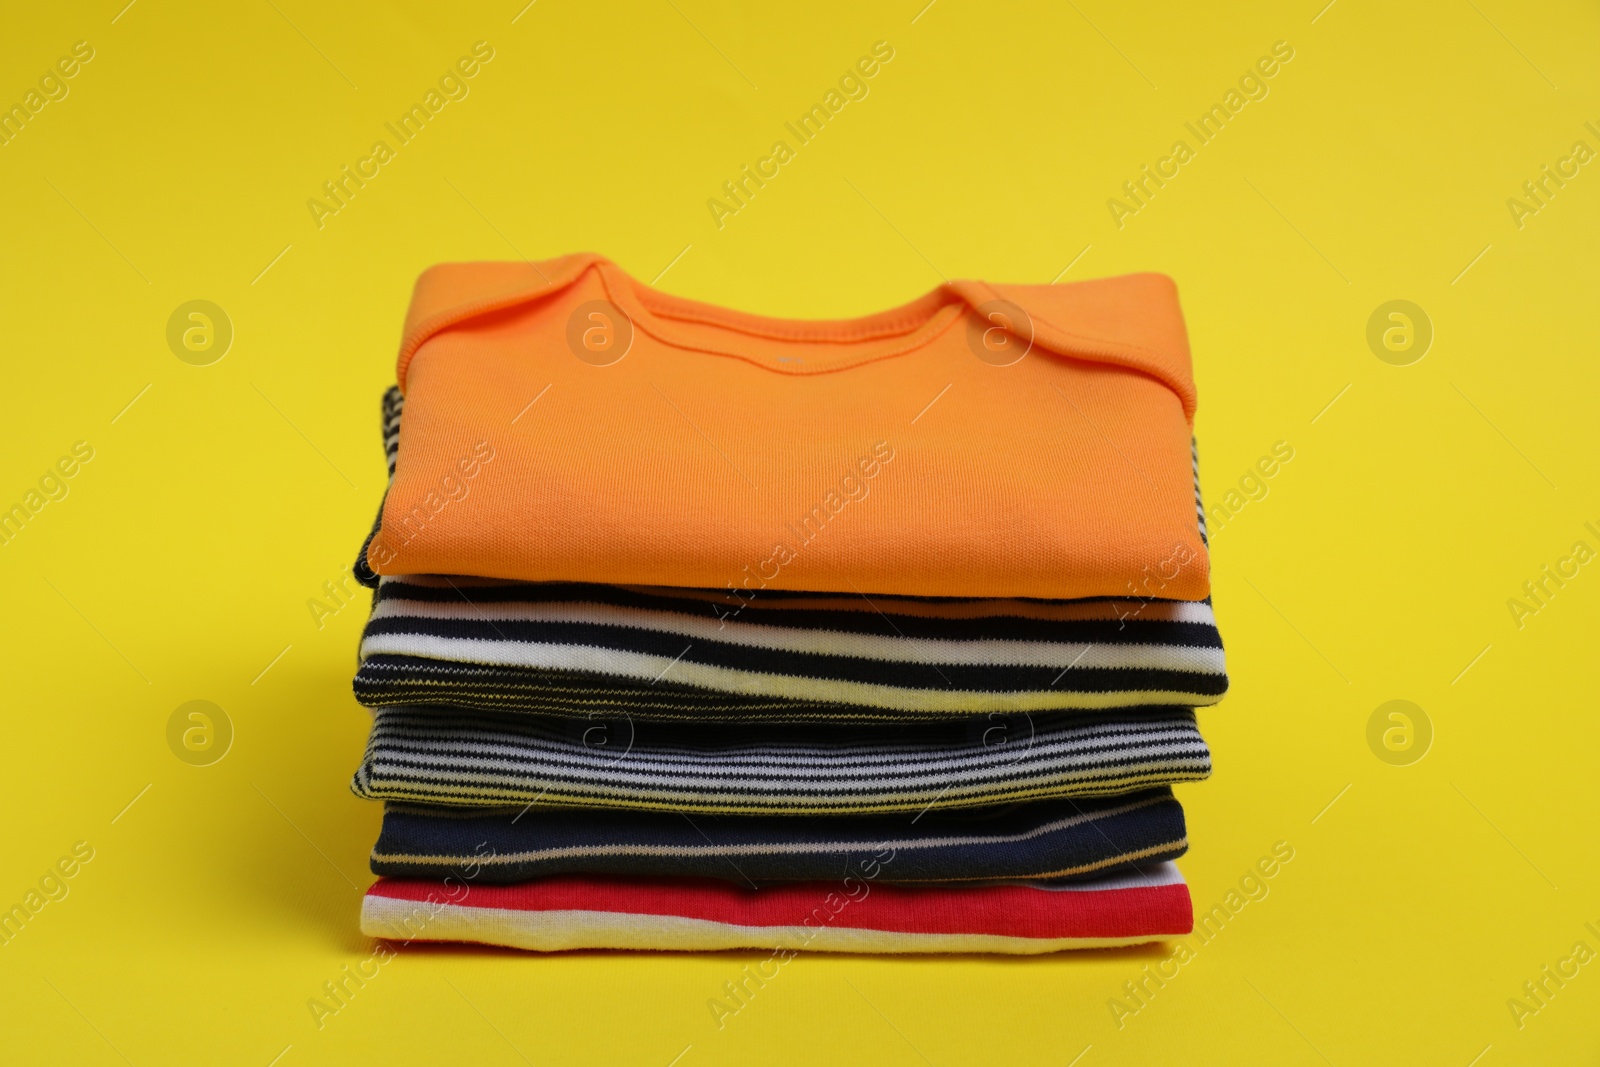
[{"left": 2, "top": 0, "right": 1597, "bottom": 1062}]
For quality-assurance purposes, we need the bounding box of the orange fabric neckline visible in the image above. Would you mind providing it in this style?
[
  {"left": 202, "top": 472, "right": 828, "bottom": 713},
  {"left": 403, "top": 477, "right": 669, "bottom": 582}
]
[{"left": 394, "top": 254, "right": 1198, "bottom": 420}]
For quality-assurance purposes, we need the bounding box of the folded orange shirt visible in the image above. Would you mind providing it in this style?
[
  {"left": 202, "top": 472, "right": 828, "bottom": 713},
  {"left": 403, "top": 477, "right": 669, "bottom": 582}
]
[{"left": 369, "top": 254, "right": 1209, "bottom": 600}]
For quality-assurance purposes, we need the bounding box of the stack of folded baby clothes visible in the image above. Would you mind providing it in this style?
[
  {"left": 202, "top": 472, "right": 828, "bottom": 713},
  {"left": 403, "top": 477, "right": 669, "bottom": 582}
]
[{"left": 348, "top": 254, "right": 1226, "bottom": 954}]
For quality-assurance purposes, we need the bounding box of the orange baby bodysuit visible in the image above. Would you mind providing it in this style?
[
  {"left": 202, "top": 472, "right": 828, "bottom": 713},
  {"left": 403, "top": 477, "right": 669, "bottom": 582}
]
[{"left": 368, "top": 253, "right": 1209, "bottom": 601}]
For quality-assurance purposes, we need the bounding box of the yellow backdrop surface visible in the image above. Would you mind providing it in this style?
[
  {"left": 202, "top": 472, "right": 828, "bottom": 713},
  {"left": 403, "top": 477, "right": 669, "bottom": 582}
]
[{"left": 2, "top": 1, "right": 1597, "bottom": 1063}]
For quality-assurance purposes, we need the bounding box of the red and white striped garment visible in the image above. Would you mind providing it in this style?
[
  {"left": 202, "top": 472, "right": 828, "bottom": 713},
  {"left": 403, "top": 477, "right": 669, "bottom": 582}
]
[{"left": 361, "top": 864, "right": 1192, "bottom": 954}]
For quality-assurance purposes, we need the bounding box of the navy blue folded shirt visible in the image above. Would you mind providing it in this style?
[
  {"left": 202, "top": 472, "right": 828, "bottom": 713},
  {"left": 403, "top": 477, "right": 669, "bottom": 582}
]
[{"left": 371, "top": 787, "right": 1188, "bottom": 885}]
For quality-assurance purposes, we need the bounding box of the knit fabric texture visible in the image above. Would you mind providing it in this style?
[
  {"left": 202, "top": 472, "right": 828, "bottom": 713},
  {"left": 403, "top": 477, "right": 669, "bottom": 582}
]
[
  {"left": 361, "top": 862, "right": 1194, "bottom": 954},
  {"left": 357, "top": 576, "right": 1227, "bottom": 715},
  {"left": 371, "top": 787, "right": 1188, "bottom": 884},
  {"left": 367, "top": 254, "right": 1209, "bottom": 600},
  {"left": 349, "top": 706, "right": 1210, "bottom": 815}
]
